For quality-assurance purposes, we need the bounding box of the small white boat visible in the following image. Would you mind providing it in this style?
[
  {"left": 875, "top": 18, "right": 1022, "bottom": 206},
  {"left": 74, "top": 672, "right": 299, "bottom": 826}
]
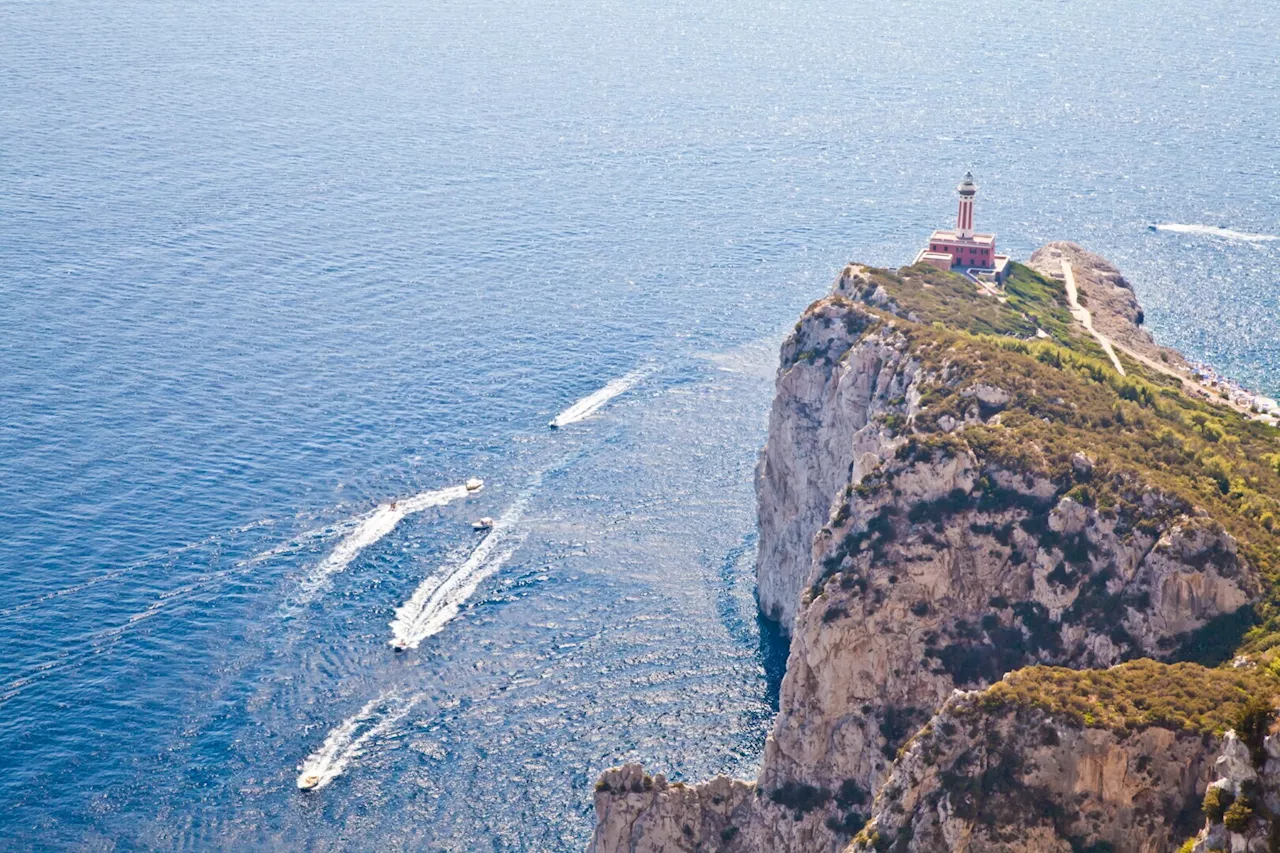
[
  {"left": 472, "top": 517, "right": 494, "bottom": 530},
  {"left": 465, "top": 478, "right": 484, "bottom": 491},
  {"left": 389, "top": 638, "right": 409, "bottom": 652},
  {"left": 297, "top": 773, "right": 322, "bottom": 791}
]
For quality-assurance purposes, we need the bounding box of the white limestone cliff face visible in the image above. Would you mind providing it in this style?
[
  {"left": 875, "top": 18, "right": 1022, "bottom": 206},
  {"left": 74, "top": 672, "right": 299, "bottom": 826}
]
[
  {"left": 848, "top": 692, "right": 1217, "bottom": 853},
  {"left": 752, "top": 264, "right": 1256, "bottom": 833},
  {"left": 1187, "top": 725, "right": 1280, "bottom": 853},
  {"left": 760, "top": 446, "right": 1256, "bottom": 806},
  {"left": 588, "top": 765, "right": 754, "bottom": 853},
  {"left": 755, "top": 293, "right": 921, "bottom": 632}
]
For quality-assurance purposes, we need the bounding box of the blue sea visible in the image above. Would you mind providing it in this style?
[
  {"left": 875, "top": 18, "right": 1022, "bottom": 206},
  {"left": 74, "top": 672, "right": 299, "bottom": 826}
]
[{"left": 1, "top": 0, "right": 1277, "bottom": 849}]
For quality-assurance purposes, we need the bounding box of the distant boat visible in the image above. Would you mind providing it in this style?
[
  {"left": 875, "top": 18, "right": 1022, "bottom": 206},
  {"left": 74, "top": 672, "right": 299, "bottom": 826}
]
[
  {"left": 465, "top": 478, "right": 484, "bottom": 491},
  {"left": 297, "top": 773, "right": 322, "bottom": 791},
  {"left": 1149, "top": 222, "right": 1279, "bottom": 242},
  {"left": 472, "top": 517, "right": 494, "bottom": 530}
]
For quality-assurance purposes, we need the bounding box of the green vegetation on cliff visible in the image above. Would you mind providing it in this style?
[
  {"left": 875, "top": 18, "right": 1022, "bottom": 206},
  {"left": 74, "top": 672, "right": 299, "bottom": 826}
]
[
  {"left": 844, "top": 261, "right": 1100, "bottom": 357},
  {"left": 827, "top": 261, "right": 1280, "bottom": 660},
  {"left": 973, "top": 660, "right": 1269, "bottom": 735}
]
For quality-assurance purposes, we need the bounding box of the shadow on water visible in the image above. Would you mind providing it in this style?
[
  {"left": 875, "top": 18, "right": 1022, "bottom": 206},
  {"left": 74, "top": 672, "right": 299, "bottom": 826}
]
[
  {"left": 713, "top": 531, "right": 759, "bottom": 650},
  {"left": 756, "top": 612, "right": 790, "bottom": 713},
  {"left": 711, "top": 528, "right": 790, "bottom": 713}
]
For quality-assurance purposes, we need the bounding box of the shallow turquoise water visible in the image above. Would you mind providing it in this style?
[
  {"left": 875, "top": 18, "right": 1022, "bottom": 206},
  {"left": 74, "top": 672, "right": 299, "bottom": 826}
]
[{"left": 1, "top": 0, "right": 1277, "bottom": 848}]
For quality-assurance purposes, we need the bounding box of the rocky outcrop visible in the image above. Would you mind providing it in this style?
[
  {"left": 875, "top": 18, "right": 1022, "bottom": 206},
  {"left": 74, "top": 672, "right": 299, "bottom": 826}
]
[
  {"left": 756, "top": 438, "right": 1256, "bottom": 842},
  {"left": 1027, "top": 242, "right": 1187, "bottom": 371},
  {"left": 753, "top": 265, "right": 1258, "bottom": 827},
  {"left": 590, "top": 764, "right": 861, "bottom": 853},
  {"left": 848, "top": 688, "right": 1215, "bottom": 853},
  {"left": 589, "top": 765, "right": 754, "bottom": 853},
  {"left": 591, "top": 248, "right": 1278, "bottom": 853},
  {"left": 1187, "top": 720, "right": 1280, "bottom": 852}
]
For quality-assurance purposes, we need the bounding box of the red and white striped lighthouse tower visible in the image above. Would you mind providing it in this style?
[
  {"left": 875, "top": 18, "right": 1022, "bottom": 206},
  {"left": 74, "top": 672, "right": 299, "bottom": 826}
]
[{"left": 956, "top": 170, "right": 977, "bottom": 238}]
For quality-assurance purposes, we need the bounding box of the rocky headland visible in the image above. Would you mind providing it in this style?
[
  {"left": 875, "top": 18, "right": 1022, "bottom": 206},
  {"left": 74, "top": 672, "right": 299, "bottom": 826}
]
[{"left": 590, "top": 244, "right": 1280, "bottom": 853}]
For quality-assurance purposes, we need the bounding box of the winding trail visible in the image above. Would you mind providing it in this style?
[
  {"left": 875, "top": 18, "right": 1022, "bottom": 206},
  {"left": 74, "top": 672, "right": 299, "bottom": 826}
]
[
  {"left": 1059, "top": 261, "right": 1266, "bottom": 420},
  {"left": 1061, "top": 260, "right": 1126, "bottom": 376}
]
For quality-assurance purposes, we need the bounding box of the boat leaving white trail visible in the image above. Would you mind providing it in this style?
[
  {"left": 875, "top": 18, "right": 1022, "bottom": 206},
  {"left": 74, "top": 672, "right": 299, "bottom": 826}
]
[
  {"left": 1152, "top": 223, "right": 1279, "bottom": 242},
  {"left": 388, "top": 494, "right": 530, "bottom": 650},
  {"left": 548, "top": 367, "right": 653, "bottom": 428},
  {"left": 283, "top": 483, "right": 477, "bottom": 614},
  {"left": 296, "top": 692, "right": 422, "bottom": 791}
]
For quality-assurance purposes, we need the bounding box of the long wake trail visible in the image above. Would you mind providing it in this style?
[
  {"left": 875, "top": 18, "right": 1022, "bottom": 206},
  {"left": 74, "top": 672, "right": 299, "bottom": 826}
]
[
  {"left": 388, "top": 493, "right": 531, "bottom": 650},
  {"left": 1, "top": 486, "right": 476, "bottom": 704},
  {"left": 282, "top": 483, "right": 476, "bottom": 615},
  {"left": 548, "top": 366, "right": 653, "bottom": 428},
  {"left": 1152, "top": 223, "right": 1279, "bottom": 242},
  {"left": 0, "top": 518, "right": 280, "bottom": 620},
  {"left": 296, "top": 692, "right": 422, "bottom": 791},
  {"left": 0, "top": 519, "right": 347, "bottom": 704}
]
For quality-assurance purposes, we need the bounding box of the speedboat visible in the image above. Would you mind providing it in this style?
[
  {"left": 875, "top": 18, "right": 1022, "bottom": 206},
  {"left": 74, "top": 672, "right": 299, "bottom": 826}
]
[
  {"left": 297, "top": 773, "right": 322, "bottom": 791},
  {"left": 465, "top": 478, "right": 484, "bottom": 491},
  {"left": 390, "top": 638, "right": 409, "bottom": 652},
  {"left": 472, "top": 517, "right": 494, "bottom": 530}
]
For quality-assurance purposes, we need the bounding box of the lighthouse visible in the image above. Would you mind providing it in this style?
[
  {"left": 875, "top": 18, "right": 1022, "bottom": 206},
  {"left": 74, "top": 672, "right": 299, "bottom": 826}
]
[
  {"left": 913, "top": 171, "right": 1011, "bottom": 285},
  {"left": 956, "top": 171, "right": 976, "bottom": 238}
]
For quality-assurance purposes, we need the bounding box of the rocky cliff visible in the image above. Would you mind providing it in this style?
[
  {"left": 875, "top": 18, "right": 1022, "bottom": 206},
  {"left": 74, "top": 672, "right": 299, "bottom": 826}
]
[
  {"left": 1026, "top": 242, "right": 1186, "bottom": 370},
  {"left": 592, "top": 246, "right": 1280, "bottom": 853},
  {"left": 848, "top": 661, "right": 1266, "bottom": 853},
  {"left": 755, "top": 301, "right": 920, "bottom": 631}
]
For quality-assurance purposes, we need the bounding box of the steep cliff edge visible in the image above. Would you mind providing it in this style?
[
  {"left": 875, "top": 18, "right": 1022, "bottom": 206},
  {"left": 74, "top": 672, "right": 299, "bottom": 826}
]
[
  {"left": 755, "top": 303, "right": 921, "bottom": 630},
  {"left": 756, "top": 255, "right": 1098, "bottom": 633},
  {"left": 592, "top": 245, "right": 1280, "bottom": 853}
]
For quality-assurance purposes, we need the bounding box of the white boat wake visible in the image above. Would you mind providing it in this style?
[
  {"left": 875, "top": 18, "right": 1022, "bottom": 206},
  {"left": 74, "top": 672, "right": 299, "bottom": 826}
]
[
  {"left": 283, "top": 483, "right": 478, "bottom": 615},
  {"left": 1152, "top": 223, "right": 1279, "bottom": 242},
  {"left": 0, "top": 517, "right": 280, "bottom": 620},
  {"left": 241, "top": 518, "right": 354, "bottom": 568},
  {"left": 1, "top": 483, "right": 485, "bottom": 705},
  {"left": 388, "top": 493, "right": 530, "bottom": 650},
  {"left": 549, "top": 367, "right": 653, "bottom": 428},
  {"left": 296, "top": 692, "right": 422, "bottom": 791},
  {"left": 0, "top": 519, "right": 350, "bottom": 705}
]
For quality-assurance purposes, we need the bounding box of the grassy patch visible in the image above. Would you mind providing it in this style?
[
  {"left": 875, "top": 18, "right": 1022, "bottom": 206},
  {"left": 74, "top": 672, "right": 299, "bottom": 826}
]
[
  {"left": 973, "top": 660, "right": 1270, "bottom": 735},
  {"left": 841, "top": 262, "right": 1094, "bottom": 355}
]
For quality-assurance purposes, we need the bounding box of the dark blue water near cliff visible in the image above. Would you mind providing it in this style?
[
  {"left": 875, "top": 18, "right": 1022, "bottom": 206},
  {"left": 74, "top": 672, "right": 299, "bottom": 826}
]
[{"left": 1, "top": 0, "right": 1277, "bottom": 848}]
